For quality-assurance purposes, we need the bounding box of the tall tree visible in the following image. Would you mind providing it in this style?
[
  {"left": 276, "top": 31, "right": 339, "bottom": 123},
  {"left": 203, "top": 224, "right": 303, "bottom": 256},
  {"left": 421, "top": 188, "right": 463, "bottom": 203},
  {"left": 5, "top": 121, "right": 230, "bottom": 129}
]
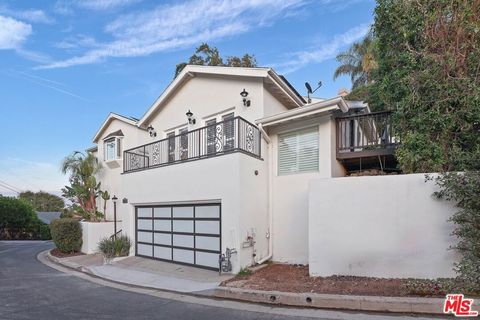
[
  {"left": 19, "top": 191, "right": 64, "bottom": 212},
  {"left": 370, "top": 0, "right": 480, "bottom": 292},
  {"left": 175, "top": 43, "right": 257, "bottom": 77},
  {"left": 333, "top": 33, "right": 377, "bottom": 89},
  {"left": 61, "top": 152, "right": 103, "bottom": 221}
]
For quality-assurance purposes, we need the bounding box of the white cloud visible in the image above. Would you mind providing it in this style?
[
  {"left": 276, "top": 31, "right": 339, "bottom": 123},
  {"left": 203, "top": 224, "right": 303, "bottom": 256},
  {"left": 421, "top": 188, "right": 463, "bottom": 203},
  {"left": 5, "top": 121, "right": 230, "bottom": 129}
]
[
  {"left": 78, "top": 0, "right": 142, "bottom": 10},
  {"left": 0, "top": 15, "right": 32, "bottom": 50},
  {"left": 275, "top": 23, "right": 371, "bottom": 74},
  {"left": 39, "top": 0, "right": 306, "bottom": 69},
  {"left": 54, "top": 0, "right": 141, "bottom": 14},
  {"left": 0, "top": 6, "right": 54, "bottom": 24}
]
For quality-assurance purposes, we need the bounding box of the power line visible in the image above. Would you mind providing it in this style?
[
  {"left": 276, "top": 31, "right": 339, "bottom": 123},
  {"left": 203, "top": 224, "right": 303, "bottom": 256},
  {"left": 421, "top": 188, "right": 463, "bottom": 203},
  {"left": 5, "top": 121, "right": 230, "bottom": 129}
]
[
  {"left": 0, "top": 179, "right": 22, "bottom": 194},
  {"left": 0, "top": 183, "right": 20, "bottom": 195}
]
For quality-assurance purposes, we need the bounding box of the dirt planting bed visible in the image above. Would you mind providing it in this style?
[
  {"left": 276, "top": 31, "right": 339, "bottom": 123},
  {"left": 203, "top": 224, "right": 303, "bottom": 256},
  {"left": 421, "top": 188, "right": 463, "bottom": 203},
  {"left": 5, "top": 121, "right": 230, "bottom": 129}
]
[{"left": 221, "top": 264, "right": 461, "bottom": 297}]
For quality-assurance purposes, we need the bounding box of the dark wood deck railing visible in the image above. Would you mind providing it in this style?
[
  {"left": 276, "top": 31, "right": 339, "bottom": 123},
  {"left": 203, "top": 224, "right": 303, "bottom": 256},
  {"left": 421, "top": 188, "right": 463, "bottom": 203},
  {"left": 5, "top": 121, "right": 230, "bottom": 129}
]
[
  {"left": 336, "top": 111, "right": 397, "bottom": 159},
  {"left": 124, "top": 116, "right": 262, "bottom": 173}
]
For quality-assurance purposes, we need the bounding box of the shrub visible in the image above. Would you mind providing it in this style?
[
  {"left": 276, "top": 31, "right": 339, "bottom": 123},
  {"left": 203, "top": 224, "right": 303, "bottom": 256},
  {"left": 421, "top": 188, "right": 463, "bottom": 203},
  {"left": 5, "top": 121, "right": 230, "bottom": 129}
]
[
  {"left": 0, "top": 196, "right": 51, "bottom": 240},
  {"left": 50, "top": 219, "right": 82, "bottom": 253},
  {"left": 98, "top": 235, "right": 132, "bottom": 259}
]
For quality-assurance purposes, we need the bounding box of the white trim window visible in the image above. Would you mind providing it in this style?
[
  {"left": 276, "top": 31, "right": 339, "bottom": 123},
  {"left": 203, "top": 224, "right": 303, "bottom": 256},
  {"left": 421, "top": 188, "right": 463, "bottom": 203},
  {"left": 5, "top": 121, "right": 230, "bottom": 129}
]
[
  {"left": 104, "top": 137, "right": 122, "bottom": 161},
  {"left": 278, "top": 127, "right": 319, "bottom": 175}
]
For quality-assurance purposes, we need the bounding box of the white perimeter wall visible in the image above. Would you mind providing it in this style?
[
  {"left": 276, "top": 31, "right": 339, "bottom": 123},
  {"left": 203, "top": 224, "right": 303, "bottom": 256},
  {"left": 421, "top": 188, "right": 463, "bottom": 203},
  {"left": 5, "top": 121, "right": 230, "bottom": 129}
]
[
  {"left": 308, "top": 174, "right": 459, "bottom": 279},
  {"left": 81, "top": 221, "right": 123, "bottom": 254}
]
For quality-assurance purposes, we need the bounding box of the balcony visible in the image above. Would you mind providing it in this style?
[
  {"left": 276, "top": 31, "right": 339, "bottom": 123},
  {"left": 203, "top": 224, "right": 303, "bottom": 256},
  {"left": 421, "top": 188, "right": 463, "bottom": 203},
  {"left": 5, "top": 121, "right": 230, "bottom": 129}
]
[
  {"left": 336, "top": 111, "right": 398, "bottom": 171},
  {"left": 124, "top": 117, "right": 262, "bottom": 173}
]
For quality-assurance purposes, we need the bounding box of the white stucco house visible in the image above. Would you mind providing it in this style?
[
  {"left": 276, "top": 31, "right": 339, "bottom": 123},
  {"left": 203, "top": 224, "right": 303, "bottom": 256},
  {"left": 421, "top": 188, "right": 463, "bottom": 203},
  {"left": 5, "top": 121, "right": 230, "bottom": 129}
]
[{"left": 84, "top": 65, "right": 410, "bottom": 274}]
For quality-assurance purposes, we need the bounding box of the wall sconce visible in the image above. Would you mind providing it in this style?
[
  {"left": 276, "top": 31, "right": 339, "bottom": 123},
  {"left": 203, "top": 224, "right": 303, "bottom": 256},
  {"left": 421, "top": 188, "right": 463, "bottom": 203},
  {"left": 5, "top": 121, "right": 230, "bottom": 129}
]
[
  {"left": 186, "top": 109, "right": 196, "bottom": 125},
  {"left": 240, "top": 89, "right": 251, "bottom": 107},
  {"left": 147, "top": 125, "right": 157, "bottom": 138}
]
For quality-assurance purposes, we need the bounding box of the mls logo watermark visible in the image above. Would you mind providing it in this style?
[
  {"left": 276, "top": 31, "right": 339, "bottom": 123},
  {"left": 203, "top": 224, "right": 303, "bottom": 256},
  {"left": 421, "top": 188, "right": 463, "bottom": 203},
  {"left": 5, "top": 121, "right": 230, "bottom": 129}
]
[{"left": 444, "top": 294, "right": 478, "bottom": 317}]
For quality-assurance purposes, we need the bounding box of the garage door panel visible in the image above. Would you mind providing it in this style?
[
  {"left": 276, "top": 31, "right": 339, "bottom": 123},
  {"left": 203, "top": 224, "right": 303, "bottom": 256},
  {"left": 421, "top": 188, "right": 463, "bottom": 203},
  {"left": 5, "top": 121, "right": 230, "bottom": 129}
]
[
  {"left": 195, "top": 236, "right": 220, "bottom": 251},
  {"left": 137, "top": 244, "right": 152, "bottom": 256},
  {"left": 154, "top": 246, "right": 171, "bottom": 260},
  {"left": 154, "top": 220, "right": 171, "bottom": 231},
  {"left": 137, "top": 208, "right": 152, "bottom": 218},
  {"left": 195, "top": 221, "right": 219, "bottom": 234},
  {"left": 173, "top": 220, "right": 193, "bottom": 233},
  {"left": 173, "top": 249, "right": 194, "bottom": 264},
  {"left": 136, "top": 204, "right": 220, "bottom": 271},
  {"left": 154, "top": 207, "right": 170, "bottom": 218},
  {"left": 173, "top": 235, "right": 194, "bottom": 248},
  {"left": 154, "top": 233, "right": 171, "bottom": 245},
  {"left": 137, "top": 231, "right": 152, "bottom": 243},
  {"left": 196, "top": 252, "right": 219, "bottom": 268},
  {"left": 195, "top": 206, "right": 220, "bottom": 218},
  {"left": 138, "top": 219, "right": 152, "bottom": 230},
  {"left": 173, "top": 206, "right": 193, "bottom": 218}
]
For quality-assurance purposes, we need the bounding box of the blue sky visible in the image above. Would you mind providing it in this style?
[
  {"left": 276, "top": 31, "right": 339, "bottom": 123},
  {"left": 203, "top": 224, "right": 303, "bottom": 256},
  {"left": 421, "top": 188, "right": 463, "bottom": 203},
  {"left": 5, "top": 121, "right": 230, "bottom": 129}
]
[{"left": 0, "top": 0, "right": 375, "bottom": 196}]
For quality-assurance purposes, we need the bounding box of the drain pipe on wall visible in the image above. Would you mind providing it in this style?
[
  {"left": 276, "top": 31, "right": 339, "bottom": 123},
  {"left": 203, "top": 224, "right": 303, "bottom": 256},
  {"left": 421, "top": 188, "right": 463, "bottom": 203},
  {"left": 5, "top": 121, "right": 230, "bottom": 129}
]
[{"left": 257, "top": 123, "right": 273, "bottom": 265}]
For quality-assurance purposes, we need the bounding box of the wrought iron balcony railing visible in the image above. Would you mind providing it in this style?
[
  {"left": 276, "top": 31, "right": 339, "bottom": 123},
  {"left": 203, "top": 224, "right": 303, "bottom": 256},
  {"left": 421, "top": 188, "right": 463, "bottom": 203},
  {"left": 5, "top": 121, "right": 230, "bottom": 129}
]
[
  {"left": 336, "top": 111, "right": 398, "bottom": 159},
  {"left": 124, "top": 116, "right": 262, "bottom": 173}
]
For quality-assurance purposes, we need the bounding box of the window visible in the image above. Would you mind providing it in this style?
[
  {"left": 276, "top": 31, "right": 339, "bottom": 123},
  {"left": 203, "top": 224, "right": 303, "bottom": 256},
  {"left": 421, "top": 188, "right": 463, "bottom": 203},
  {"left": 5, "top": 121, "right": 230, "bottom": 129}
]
[
  {"left": 278, "top": 127, "right": 319, "bottom": 175},
  {"left": 104, "top": 137, "right": 122, "bottom": 161}
]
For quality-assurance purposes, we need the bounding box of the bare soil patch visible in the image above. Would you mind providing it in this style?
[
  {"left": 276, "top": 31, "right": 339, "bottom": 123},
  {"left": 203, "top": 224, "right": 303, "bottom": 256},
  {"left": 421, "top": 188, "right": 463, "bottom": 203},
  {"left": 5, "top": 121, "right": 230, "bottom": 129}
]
[
  {"left": 50, "top": 248, "right": 84, "bottom": 258},
  {"left": 221, "top": 264, "right": 456, "bottom": 297}
]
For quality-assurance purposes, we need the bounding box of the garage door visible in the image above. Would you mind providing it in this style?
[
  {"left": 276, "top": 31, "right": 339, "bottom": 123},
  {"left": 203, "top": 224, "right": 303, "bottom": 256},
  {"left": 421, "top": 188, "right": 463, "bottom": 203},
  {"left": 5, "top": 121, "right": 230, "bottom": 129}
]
[{"left": 135, "top": 203, "right": 221, "bottom": 271}]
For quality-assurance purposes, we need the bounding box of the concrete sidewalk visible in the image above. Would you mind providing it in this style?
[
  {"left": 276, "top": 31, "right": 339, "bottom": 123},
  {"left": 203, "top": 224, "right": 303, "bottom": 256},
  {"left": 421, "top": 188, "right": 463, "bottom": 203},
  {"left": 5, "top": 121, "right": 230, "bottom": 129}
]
[
  {"left": 45, "top": 251, "right": 446, "bottom": 316},
  {"left": 46, "top": 252, "right": 232, "bottom": 294}
]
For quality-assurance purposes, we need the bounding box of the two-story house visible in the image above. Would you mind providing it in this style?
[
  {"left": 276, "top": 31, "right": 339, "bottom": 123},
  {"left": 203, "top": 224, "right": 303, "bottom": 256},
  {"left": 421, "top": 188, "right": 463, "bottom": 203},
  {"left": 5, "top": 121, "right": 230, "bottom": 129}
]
[{"left": 88, "top": 65, "right": 396, "bottom": 273}]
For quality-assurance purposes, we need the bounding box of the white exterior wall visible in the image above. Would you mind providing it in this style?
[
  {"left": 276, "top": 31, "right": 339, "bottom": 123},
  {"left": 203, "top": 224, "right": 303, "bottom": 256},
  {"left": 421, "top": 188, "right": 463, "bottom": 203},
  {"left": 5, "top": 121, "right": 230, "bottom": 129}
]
[
  {"left": 81, "top": 221, "right": 123, "bottom": 254},
  {"left": 120, "top": 152, "right": 268, "bottom": 273},
  {"left": 308, "top": 174, "right": 459, "bottom": 279},
  {"left": 268, "top": 115, "right": 344, "bottom": 264},
  {"left": 148, "top": 75, "right": 270, "bottom": 137},
  {"left": 96, "top": 119, "right": 149, "bottom": 221}
]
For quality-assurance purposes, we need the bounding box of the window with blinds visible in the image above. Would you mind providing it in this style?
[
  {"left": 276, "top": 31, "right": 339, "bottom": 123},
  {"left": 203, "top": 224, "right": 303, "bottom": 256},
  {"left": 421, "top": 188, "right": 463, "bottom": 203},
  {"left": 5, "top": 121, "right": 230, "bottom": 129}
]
[{"left": 277, "top": 127, "right": 319, "bottom": 175}]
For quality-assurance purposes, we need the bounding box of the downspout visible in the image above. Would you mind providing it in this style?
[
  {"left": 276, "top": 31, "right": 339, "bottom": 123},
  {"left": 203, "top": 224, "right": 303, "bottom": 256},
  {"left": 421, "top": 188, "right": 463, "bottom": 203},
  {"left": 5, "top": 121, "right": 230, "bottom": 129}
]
[{"left": 256, "top": 123, "right": 273, "bottom": 264}]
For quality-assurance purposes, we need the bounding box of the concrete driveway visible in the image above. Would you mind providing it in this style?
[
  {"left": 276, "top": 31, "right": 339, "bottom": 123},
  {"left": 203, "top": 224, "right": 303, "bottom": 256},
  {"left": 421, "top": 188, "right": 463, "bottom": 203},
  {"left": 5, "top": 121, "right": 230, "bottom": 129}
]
[{"left": 0, "top": 241, "right": 440, "bottom": 320}]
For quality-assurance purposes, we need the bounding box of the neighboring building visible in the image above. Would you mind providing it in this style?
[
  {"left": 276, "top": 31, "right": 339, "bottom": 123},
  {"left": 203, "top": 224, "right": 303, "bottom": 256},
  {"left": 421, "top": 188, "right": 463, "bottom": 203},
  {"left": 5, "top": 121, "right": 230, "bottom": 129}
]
[{"left": 87, "top": 65, "right": 395, "bottom": 272}]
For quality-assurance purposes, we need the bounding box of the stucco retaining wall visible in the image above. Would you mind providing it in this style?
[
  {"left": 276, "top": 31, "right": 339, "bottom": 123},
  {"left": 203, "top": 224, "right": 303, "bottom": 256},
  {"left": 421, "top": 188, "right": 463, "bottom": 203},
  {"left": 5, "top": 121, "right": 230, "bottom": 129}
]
[
  {"left": 81, "top": 221, "right": 123, "bottom": 254},
  {"left": 308, "top": 173, "right": 460, "bottom": 279}
]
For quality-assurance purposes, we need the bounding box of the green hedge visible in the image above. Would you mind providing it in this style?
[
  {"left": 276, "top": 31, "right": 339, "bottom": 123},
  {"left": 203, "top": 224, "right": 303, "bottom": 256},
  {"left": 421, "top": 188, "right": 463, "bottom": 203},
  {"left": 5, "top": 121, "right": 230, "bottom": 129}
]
[
  {"left": 0, "top": 196, "right": 51, "bottom": 240},
  {"left": 50, "top": 219, "right": 82, "bottom": 253}
]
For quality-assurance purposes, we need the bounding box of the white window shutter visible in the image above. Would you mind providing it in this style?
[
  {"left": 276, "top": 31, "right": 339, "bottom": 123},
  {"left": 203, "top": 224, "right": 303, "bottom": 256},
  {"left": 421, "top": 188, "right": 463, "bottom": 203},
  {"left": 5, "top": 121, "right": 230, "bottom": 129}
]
[{"left": 278, "top": 127, "right": 319, "bottom": 175}]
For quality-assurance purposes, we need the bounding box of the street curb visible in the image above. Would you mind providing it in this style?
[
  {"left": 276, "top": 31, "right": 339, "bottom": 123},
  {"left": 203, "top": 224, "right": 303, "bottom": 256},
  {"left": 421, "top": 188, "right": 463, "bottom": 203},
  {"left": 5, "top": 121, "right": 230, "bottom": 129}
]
[
  {"left": 42, "top": 250, "right": 445, "bottom": 316},
  {"left": 214, "top": 287, "right": 446, "bottom": 315}
]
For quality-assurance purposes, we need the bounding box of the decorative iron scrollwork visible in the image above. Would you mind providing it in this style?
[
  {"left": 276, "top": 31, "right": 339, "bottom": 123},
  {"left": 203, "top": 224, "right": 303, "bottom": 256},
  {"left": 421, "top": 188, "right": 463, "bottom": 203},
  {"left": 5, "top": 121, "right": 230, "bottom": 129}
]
[
  {"left": 152, "top": 142, "right": 161, "bottom": 165},
  {"left": 130, "top": 154, "right": 141, "bottom": 169},
  {"left": 215, "top": 124, "right": 223, "bottom": 152},
  {"left": 246, "top": 124, "right": 254, "bottom": 152}
]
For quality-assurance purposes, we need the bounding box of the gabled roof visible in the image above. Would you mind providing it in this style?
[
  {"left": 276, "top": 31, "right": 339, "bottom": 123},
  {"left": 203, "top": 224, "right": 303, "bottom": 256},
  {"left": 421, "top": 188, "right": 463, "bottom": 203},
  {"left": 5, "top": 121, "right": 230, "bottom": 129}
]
[
  {"left": 93, "top": 113, "right": 138, "bottom": 143},
  {"left": 138, "top": 65, "right": 306, "bottom": 127},
  {"left": 256, "top": 96, "right": 349, "bottom": 128}
]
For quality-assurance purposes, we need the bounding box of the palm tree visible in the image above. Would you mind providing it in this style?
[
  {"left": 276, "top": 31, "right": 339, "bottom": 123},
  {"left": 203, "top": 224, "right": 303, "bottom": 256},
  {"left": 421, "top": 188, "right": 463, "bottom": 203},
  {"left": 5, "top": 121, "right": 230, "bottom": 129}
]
[
  {"left": 334, "top": 34, "right": 377, "bottom": 89},
  {"left": 61, "top": 152, "right": 102, "bottom": 220}
]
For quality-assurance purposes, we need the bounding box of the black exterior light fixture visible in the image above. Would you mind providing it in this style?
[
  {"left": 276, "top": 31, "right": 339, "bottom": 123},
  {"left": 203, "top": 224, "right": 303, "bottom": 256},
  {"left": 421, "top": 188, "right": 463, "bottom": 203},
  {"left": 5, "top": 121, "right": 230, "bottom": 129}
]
[
  {"left": 240, "top": 89, "right": 251, "bottom": 107},
  {"left": 147, "top": 125, "right": 157, "bottom": 138},
  {"left": 112, "top": 195, "right": 118, "bottom": 239},
  {"left": 186, "top": 109, "right": 196, "bottom": 124}
]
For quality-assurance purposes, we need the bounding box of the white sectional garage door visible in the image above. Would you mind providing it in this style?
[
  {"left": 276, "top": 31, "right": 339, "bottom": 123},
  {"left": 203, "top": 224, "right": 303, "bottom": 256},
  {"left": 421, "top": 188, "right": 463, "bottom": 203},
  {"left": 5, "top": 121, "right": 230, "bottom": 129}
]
[{"left": 135, "top": 204, "right": 221, "bottom": 271}]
